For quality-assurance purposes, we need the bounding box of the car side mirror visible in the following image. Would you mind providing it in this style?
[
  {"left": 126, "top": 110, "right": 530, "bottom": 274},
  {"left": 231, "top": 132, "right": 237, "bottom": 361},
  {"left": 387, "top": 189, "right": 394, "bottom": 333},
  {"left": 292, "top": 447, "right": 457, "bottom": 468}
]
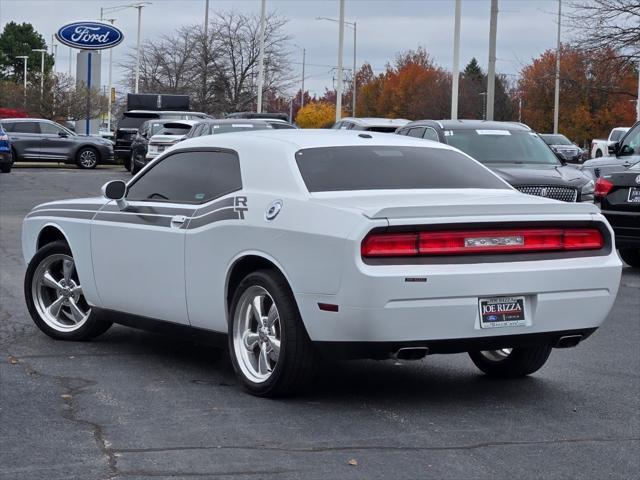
[
  {"left": 101, "top": 180, "right": 128, "bottom": 210},
  {"left": 608, "top": 142, "right": 619, "bottom": 155},
  {"left": 553, "top": 151, "right": 567, "bottom": 164},
  {"left": 58, "top": 131, "right": 69, "bottom": 138}
]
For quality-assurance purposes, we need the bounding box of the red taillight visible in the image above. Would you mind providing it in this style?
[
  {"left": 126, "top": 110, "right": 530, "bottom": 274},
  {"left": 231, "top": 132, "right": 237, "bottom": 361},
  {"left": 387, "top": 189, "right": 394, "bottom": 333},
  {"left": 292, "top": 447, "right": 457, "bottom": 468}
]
[
  {"left": 361, "top": 227, "right": 604, "bottom": 258},
  {"left": 361, "top": 233, "right": 418, "bottom": 257},
  {"left": 594, "top": 178, "right": 613, "bottom": 199}
]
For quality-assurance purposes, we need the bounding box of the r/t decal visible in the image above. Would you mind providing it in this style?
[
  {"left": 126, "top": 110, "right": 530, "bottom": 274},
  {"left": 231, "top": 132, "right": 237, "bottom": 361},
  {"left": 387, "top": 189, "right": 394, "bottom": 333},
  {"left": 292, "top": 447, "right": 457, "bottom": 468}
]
[{"left": 234, "top": 196, "right": 248, "bottom": 219}]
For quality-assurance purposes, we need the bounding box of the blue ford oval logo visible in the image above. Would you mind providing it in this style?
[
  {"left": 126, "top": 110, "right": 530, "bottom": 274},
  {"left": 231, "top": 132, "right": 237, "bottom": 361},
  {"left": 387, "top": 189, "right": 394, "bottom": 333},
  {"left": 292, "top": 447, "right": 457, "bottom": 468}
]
[{"left": 56, "top": 21, "right": 124, "bottom": 50}]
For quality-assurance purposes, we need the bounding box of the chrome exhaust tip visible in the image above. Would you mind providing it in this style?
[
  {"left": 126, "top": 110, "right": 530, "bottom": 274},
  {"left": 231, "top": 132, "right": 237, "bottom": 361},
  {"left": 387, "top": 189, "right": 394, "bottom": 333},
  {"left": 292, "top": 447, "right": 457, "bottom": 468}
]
[
  {"left": 555, "top": 335, "right": 583, "bottom": 348},
  {"left": 393, "top": 347, "right": 430, "bottom": 360}
]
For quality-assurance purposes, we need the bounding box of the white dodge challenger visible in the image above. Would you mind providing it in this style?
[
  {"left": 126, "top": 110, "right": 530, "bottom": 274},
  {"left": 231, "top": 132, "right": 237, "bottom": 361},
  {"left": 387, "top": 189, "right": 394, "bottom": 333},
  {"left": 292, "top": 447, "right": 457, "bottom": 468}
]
[{"left": 22, "top": 130, "right": 622, "bottom": 396}]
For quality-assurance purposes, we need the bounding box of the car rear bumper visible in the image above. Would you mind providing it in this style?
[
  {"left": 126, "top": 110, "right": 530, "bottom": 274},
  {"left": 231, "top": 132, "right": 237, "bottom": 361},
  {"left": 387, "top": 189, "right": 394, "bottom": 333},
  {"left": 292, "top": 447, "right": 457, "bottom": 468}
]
[
  {"left": 295, "top": 255, "right": 621, "bottom": 344},
  {"left": 314, "top": 328, "right": 598, "bottom": 359}
]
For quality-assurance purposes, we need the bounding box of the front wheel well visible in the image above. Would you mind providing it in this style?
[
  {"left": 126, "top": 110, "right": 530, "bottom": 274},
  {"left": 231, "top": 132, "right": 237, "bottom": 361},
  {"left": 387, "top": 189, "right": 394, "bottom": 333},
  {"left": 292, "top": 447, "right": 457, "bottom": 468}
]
[
  {"left": 37, "top": 226, "right": 68, "bottom": 250},
  {"left": 226, "top": 255, "right": 287, "bottom": 313}
]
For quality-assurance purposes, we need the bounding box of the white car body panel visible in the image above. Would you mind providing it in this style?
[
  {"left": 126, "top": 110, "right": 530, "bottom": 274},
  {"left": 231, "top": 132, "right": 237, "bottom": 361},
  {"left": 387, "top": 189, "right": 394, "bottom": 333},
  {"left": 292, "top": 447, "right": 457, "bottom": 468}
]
[{"left": 22, "top": 130, "right": 622, "bottom": 352}]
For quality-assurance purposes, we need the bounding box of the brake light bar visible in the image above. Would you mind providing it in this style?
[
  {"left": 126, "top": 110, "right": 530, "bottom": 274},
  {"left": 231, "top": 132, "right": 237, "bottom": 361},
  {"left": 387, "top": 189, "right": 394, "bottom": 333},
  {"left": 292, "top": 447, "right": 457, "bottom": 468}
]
[{"left": 361, "top": 228, "right": 604, "bottom": 258}]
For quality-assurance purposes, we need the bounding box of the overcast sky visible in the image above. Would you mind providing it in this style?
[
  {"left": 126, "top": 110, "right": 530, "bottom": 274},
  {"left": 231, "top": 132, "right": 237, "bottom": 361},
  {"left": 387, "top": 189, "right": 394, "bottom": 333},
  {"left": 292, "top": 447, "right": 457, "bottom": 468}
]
[{"left": 1, "top": 0, "right": 566, "bottom": 96}]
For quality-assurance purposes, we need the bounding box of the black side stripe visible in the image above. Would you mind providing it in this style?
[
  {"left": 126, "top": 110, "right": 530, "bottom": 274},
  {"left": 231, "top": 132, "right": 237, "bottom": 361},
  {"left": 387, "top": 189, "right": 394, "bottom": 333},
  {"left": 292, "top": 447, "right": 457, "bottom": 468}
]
[
  {"left": 187, "top": 208, "right": 241, "bottom": 229},
  {"left": 26, "top": 210, "right": 96, "bottom": 220},
  {"left": 195, "top": 197, "right": 235, "bottom": 216}
]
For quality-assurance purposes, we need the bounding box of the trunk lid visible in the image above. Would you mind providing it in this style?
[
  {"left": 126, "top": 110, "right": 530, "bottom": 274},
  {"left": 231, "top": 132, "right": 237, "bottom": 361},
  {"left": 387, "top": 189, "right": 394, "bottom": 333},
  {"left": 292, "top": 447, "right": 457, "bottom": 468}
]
[{"left": 311, "top": 189, "right": 599, "bottom": 223}]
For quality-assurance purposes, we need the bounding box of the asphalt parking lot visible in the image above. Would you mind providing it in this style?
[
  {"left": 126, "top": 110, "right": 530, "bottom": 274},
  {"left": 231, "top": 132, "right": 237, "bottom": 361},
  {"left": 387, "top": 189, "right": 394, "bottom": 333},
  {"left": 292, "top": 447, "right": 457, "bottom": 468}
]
[{"left": 1, "top": 166, "right": 639, "bottom": 480}]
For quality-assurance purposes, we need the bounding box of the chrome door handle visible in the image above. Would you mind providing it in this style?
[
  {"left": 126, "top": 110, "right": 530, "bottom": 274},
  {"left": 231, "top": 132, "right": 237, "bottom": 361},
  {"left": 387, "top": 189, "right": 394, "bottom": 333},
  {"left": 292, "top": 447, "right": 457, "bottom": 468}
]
[{"left": 170, "top": 215, "right": 187, "bottom": 228}]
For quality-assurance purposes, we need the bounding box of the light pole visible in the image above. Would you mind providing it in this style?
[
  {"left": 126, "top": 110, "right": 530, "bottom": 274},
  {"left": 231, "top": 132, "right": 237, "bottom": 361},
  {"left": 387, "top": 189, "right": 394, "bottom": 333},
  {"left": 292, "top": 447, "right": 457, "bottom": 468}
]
[
  {"left": 32, "top": 48, "right": 47, "bottom": 102},
  {"left": 317, "top": 16, "right": 357, "bottom": 116},
  {"left": 486, "top": 0, "right": 498, "bottom": 121},
  {"left": 16, "top": 55, "right": 28, "bottom": 108},
  {"left": 451, "top": 0, "right": 461, "bottom": 120},
  {"left": 553, "top": 0, "right": 562, "bottom": 133},
  {"left": 292, "top": 44, "right": 306, "bottom": 109},
  {"left": 256, "top": 0, "right": 266, "bottom": 113},
  {"left": 101, "top": 3, "right": 151, "bottom": 95}
]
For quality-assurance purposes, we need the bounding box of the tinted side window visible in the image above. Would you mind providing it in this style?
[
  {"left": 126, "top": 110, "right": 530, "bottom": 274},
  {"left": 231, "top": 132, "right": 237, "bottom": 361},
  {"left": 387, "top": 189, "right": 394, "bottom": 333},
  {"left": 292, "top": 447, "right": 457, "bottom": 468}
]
[
  {"left": 12, "top": 122, "right": 39, "bottom": 134},
  {"left": 407, "top": 127, "right": 425, "bottom": 138},
  {"left": 127, "top": 150, "right": 242, "bottom": 204},
  {"left": 295, "top": 146, "right": 508, "bottom": 192},
  {"left": 39, "top": 122, "right": 64, "bottom": 135},
  {"left": 1, "top": 122, "right": 15, "bottom": 132},
  {"left": 423, "top": 128, "right": 439, "bottom": 141}
]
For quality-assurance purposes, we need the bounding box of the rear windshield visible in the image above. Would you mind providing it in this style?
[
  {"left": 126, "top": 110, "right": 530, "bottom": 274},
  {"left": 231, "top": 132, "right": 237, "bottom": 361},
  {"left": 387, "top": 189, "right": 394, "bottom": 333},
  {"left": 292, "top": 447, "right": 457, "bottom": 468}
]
[
  {"left": 445, "top": 129, "right": 560, "bottom": 165},
  {"left": 212, "top": 123, "right": 272, "bottom": 134},
  {"left": 295, "top": 146, "right": 508, "bottom": 192},
  {"left": 610, "top": 130, "right": 626, "bottom": 142},
  {"left": 541, "top": 134, "right": 572, "bottom": 146}
]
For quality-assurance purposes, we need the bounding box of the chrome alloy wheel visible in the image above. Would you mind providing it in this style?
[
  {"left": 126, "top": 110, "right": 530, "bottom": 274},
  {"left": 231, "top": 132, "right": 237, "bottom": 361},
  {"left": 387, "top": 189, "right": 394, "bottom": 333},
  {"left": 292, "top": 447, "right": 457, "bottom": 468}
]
[
  {"left": 31, "top": 254, "right": 90, "bottom": 332},
  {"left": 479, "top": 348, "right": 513, "bottom": 362},
  {"left": 233, "top": 286, "right": 281, "bottom": 383},
  {"left": 79, "top": 149, "right": 97, "bottom": 168}
]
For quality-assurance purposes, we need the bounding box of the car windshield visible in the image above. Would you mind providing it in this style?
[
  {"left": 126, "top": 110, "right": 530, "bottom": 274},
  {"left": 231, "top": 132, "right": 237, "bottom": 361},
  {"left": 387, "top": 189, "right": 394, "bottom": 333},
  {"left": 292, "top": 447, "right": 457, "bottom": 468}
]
[
  {"left": 156, "top": 125, "right": 192, "bottom": 136},
  {"left": 295, "top": 146, "right": 509, "bottom": 192},
  {"left": 618, "top": 124, "right": 640, "bottom": 157},
  {"left": 211, "top": 123, "right": 271, "bottom": 134},
  {"left": 541, "top": 134, "right": 572, "bottom": 146},
  {"left": 445, "top": 129, "right": 560, "bottom": 165},
  {"left": 610, "top": 129, "right": 627, "bottom": 142}
]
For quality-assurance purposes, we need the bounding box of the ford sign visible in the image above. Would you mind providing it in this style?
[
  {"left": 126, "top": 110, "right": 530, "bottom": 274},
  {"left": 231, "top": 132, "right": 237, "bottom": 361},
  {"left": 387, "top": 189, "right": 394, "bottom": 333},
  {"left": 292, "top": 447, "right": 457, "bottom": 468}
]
[{"left": 56, "top": 21, "right": 124, "bottom": 50}]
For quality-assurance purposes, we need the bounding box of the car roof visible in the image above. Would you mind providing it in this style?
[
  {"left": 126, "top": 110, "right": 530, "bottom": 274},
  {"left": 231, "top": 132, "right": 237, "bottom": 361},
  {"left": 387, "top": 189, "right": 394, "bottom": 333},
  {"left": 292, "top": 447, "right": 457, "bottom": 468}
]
[
  {"left": 194, "top": 119, "right": 272, "bottom": 126},
  {"left": 0, "top": 118, "right": 56, "bottom": 122},
  {"left": 340, "top": 117, "right": 411, "bottom": 127},
  {"left": 179, "top": 128, "right": 454, "bottom": 152},
  {"left": 405, "top": 119, "right": 532, "bottom": 131}
]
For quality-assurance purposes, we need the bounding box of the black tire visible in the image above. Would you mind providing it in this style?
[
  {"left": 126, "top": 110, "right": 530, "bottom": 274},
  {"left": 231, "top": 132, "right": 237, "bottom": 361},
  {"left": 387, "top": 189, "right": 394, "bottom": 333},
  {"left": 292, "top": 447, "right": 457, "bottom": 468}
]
[
  {"left": 24, "top": 241, "right": 112, "bottom": 341},
  {"left": 0, "top": 162, "right": 9, "bottom": 173},
  {"left": 595, "top": 150, "right": 603, "bottom": 158},
  {"left": 76, "top": 147, "right": 99, "bottom": 169},
  {"left": 228, "top": 269, "right": 317, "bottom": 397},
  {"left": 469, "top": 345, "right": 552, "bottom": 378},
  {"left": 619, "top": 248, "right": 640, "bottom": 268},
  {"left": 11, "top": 146, "right": 18, "bottom": 164}
]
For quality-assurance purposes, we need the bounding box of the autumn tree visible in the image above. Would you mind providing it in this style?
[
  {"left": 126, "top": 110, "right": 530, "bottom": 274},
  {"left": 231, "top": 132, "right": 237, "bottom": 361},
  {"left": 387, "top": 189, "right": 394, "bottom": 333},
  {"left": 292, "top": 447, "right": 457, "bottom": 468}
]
[
  {"left": 355, "top": 47, "right": 451, "bottom": 120},
  {"left": 519, "top": 45, "right": 637, "bottom": 146},
  {"left": 295, "top": 101, "right": 343, "bottom": 128}
]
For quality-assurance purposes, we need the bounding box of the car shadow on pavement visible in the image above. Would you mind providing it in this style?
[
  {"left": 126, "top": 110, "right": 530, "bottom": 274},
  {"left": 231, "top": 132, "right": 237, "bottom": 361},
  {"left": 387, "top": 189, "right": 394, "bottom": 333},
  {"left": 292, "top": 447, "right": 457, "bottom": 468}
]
[{"left": 87, "top": 324, "right": 553, "bottom": 408}]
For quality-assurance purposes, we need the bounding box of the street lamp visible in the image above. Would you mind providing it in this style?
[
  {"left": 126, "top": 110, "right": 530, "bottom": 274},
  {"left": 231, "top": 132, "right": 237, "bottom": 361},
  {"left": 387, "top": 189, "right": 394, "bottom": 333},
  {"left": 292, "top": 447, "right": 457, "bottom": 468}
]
[
  {"left": 292, "top": 44, "right": 306, "bottom": 109},
  {"left": 16, "top": 55, "right": 29, "bottom": 107},
  {"left": 316, "top": 15, "right": 357, "bottom": 117},
  {"left": 32, "top": 48, "right": 47, "bottom": 101},
  {"left": 100, "top": 2, "right": 151, "bottom": 95}
]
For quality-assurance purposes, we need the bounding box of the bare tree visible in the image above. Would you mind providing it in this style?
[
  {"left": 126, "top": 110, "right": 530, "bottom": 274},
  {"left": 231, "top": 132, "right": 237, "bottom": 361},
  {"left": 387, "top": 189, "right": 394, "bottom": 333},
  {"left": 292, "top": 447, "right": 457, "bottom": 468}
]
[
  {"left": 118, "top": 12, "right": 293, "bottom": 115},
  {"left": 566, "top": 1, "right": 640, "bottom": 62}
]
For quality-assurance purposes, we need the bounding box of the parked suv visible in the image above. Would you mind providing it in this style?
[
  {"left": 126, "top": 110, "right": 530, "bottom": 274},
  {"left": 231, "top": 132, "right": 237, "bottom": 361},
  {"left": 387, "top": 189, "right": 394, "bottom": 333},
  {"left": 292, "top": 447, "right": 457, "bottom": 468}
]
[
  {"left": 0, "top": 118, "right": 115, "bottom": 169},
  {"left": 115, "top": 110, "right": 209, "bottom": 170},
  {"left": 0, "top": 123, "right": 12, "bottom": 173},
  {"left": 396, "top": 120, "right": 594, "bottom": 202}
]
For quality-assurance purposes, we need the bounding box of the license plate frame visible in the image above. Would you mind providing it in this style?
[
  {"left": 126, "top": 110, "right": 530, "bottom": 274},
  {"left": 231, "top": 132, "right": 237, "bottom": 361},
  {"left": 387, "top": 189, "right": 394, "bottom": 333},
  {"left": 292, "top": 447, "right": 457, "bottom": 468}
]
[
  {"left": 478, "top": 296, "right": 527, "bottom": 329},
  {"left": 627, "top": 187, "right": 640, "bottom": 203}
]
